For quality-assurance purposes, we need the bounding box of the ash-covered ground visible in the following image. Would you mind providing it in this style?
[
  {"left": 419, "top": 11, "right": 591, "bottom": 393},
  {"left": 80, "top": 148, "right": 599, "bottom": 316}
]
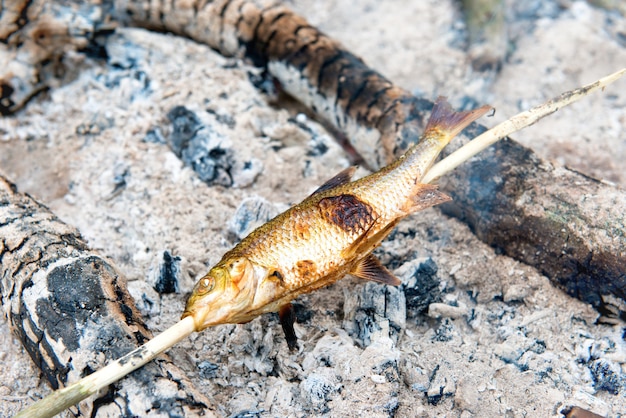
[{"left": 1, "top": 1, "right": 625, "bottom": 417}]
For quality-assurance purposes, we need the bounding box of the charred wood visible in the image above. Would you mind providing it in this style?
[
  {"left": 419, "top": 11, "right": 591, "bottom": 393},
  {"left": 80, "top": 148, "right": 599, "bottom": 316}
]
[{"left": 0, "top": 175, "right": 215, "bottom": 417}]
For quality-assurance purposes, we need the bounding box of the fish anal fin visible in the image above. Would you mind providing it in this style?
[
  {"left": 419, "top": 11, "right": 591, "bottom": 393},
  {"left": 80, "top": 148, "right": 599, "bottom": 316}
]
[
  {"left": 279, "top": 303, "right": 299, "bottom": 351},
  {"left": 310, "top": 166, "right": 357, "bottom": 196},
  {"left": 351, "top": 254, "right": 401, "bottom": 286},
  {"left": 403, "top": 184, "right": 451, "bottom": 215}
]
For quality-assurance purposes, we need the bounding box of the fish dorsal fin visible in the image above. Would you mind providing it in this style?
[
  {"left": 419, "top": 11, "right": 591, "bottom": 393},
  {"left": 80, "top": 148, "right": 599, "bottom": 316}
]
[
  {"left": 351, "top": 254, "right": 401, "bottom": 286},
  {"left": 310, "top": 166, "right": 357, "bottom": 196}
]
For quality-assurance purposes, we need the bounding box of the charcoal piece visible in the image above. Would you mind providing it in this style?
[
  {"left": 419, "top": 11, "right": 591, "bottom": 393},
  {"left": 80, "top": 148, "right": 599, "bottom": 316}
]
[
  {"left": 352, "top": 307, "right": 381, "bottom": 347},
  {"left": 205, "top": 107, "right": 236, "bottom": 128},
  {"left": 307, "top": 137, "right": 329, "bottom": 157},
  {"left": 432, "top": 318, "right": 454, "bottom": 342},
  {"left": 183, "top": 140, "right": 234, "bottom": 186},
  {"left": 343, "top": 282, "right": 406, "bottom": 345},
  {"left": 529, "top": 339, "right": 546, "bottom": 354},
  {"left": 588, "top": 359, "right": 624, "bottom": 395},
  {"left": 383, "top": 397, "right": 400, "bottom": 415},
  {"left": 300, "top": 369, "right": 341, "bottom": 413},
  {"left": 142, "top": 127, "right": 166, "bottom": 144},
  {"left": 106, "top": 163, "right": 129, "bottom": 198},
  {"left": 426, "top": 364, "right": 456, "bottom": 405},
  {"left": 152, "top": 250, "right": 181, "bottom": 294},
  {"left": 197, "top": 361, "right": 219, "bottom": 379},
  {"left": 167, "top": 105, "right": 235, "bottom": 187},
  {"left": 403, "top": 258, "right": 442, "bottom": 317},
  {"left": 138, "top": 289, "right": 161, "bottom": 318},
  {"left": 231, "top": 411, "right": 262, "bottom": 418},
  {"left": 228, "top": 196, "right": 279, "bottom": 242},
  {"left": 373, "top": 359, "right": 401, "bottom": 384},
  {"left": 231, "top": 158, "right": 264, "bottom": 188},
  {"left": 167, "top": 106, "right": 202, "bottom": 156},
  {"left": 75, "top": 112, "right": 115, "bottom": 136},
  {"left": 247, "top": 68, "right": 278, "bottom": 97},
  {"left": 226, "top": 393, "right": 261, "bottom": 418},
  {"left": 287, "top": 115, "right": 330, "bottom": 158}
]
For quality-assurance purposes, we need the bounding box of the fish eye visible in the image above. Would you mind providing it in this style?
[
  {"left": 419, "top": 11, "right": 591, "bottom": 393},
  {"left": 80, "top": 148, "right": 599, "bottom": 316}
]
[{"left": 195, "top": 276, "right": 215, "bottom": 294}]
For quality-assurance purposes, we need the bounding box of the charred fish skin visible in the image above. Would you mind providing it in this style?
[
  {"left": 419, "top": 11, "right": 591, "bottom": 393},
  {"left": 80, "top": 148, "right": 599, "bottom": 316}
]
[{"left": 183, "top": 97, "right": 491, "bottom": 343}]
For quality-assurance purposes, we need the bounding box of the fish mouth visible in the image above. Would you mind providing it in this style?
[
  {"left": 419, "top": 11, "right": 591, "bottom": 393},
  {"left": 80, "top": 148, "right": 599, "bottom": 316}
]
[
  {"left": 180, "top": 305, "right": 204, "bottom": 331},
  {"left": 181, "top": 293, "right": 216, "bottom": 331},
  {"left": 181, "top": 296, "right": 243, "bottom": 330},
  {"left": 183, "top": 305, "right": 228, "bottom": 331},
  {"left": 181, "top": 295, "right": 199, "bottom": 321}
]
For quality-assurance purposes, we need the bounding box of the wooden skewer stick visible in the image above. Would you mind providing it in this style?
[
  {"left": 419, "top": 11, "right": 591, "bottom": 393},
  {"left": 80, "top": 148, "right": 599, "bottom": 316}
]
[
  {"left": 423, "top": 67, "right": 626, "bottom": 184},
  {"left": 15, "top": 316, "right": 196, "bottom": 418},
  {"left": 15, "top": 68, "right": 625, "bottom": 418}
]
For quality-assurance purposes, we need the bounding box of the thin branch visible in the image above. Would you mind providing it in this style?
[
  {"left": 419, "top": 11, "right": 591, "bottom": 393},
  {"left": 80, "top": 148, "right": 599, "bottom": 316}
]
[
  {"left": 422, "top": 68, "right": 626, "bottom": 184},
  {"left": 15, "top": 316, "right": 196, "bottom": 418}
]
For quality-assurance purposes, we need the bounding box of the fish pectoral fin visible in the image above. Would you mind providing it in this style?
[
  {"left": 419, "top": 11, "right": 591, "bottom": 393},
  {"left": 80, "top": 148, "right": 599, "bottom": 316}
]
[
  {"left": 342, "top": 219, "right": 399, "bottom": 260},
  {"left": 279, "top": 303, "right": 299, "bottom": 351},
  {"left": 404, "top": 184, "right": 452, "bottom": 215},
  {"left": 310, "top": 166, "right": 357, "bottom": 196},
  {"left": 351, "top": 254, "right": 402, "bottom": 286}
]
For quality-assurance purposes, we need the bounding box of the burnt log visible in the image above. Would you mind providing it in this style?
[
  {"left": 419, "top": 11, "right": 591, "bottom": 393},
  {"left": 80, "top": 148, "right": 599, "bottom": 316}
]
[
  {"left": 0, "top": 175, "right": 215, "bottom": 416},
  {"left": 0, "top": 0, "right": 115, "bottom": 114},
  {"left": 438, "top": 136, "right": 626, "bottom": 320}
]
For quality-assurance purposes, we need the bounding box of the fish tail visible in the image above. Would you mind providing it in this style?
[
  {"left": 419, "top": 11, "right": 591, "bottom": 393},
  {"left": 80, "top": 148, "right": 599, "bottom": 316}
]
[
  {"left": 424, "top": 96, "right": 492, "bottom": 142},
  {"left": 389, "top": 97, "right": 491, "bottom": 183}
]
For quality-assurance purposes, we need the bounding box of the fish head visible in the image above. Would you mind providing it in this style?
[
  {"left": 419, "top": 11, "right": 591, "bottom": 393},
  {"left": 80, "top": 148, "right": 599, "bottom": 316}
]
[{"left": 182, "top": 256, "right": 258, "bottom": 330}]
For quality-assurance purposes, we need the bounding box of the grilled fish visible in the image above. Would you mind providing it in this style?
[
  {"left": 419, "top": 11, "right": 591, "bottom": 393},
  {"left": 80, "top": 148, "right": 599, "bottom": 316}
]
[{"left": 182, "top": 97, "right": 491, "bottom": 349}]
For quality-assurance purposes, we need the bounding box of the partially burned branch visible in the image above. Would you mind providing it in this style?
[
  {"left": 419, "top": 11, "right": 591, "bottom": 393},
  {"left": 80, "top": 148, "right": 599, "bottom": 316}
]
[
  {"left": 0, "top": 0, "right": 114, "bottom": 114},
  {"left": 439, "top": 136, "right": 626, "bottom": 319},
  {"left": 424, "top": 69, "right": 626, "bottom": 318},
  {"left": 0, "top": 176, "right": 215, "bottom": 417}
]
